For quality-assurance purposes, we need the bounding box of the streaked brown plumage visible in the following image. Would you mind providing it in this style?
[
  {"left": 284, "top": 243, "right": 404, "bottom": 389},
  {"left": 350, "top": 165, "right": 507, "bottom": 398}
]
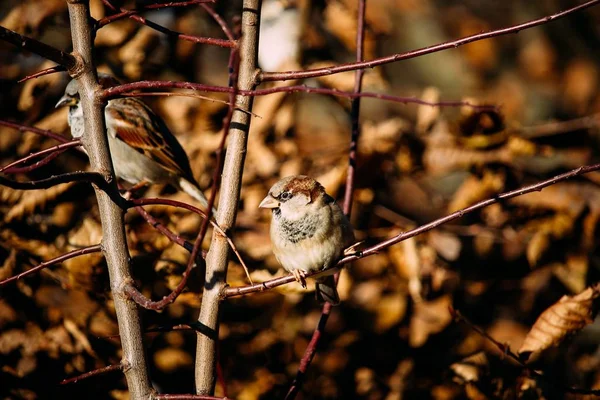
[
  {"left": 260, "top": 175, "right": 355, "bottom": 305},
  {"left": 56, "top": 74, "right": 211, "bottom": 211}
]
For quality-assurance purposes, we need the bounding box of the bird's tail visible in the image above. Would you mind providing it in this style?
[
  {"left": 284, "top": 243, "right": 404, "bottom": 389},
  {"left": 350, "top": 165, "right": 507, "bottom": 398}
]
[
  {"left": 315, "top": 275, "right": 340, "bottom": 305},
  {"left": 178, "top": 177, "right": 217, "bottom": 216}
]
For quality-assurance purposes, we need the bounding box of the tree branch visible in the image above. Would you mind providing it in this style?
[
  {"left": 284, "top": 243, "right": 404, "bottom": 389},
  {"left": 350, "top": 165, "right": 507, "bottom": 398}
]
[
  {"left": 195, "top": 0, "right": 259, "bottom": 395},
  {"left": 66, "top": 1, "right": 153, "bottom": 398},
  {"left": 0, "top": 245, "right": 101, "bottom": 287},
  {"left": 260, "top": 0, "right": 600, "bottom": 82},
  {"left": 0, "top": 25, "right": 78, "bottom": 71},
  {"left": 225, "top": 162, "right": 600, "bottom": 298},
  {"left": 285, "top": 1, "right": 366, "bottom": 396}
]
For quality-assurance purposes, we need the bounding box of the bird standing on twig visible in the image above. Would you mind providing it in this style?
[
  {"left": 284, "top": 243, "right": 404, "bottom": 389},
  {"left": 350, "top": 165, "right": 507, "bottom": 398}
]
[{"left": 260, "top": 175, "right": 355, "bottom": 305}]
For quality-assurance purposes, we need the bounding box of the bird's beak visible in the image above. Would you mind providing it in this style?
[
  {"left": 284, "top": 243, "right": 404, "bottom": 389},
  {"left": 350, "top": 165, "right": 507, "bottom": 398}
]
[
  {"left": 55, "top": 95, "right": 77, "bottom": 108},
  {"left": 259, "top": 195, "right": 279, "bottom": 209}
]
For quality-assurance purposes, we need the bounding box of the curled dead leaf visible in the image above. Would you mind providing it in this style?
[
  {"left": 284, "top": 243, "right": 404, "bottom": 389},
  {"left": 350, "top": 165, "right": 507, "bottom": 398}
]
[{"left": 518, "top": 286, "right": 600, "bottom": 362}]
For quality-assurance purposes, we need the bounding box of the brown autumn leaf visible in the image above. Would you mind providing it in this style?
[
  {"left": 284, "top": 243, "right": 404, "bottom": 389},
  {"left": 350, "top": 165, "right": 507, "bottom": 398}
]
[
  {"left": 409, "top": 294, "right": 453, "bottom": 348},
  {"left": 4, "top": 182, "right": 74, "bottom": 222},
  {"left": 448, "top": 169, "right": 505, "bottom": 213},
  {"left": 518, "top": 286, "right": 600, "bottom": 362},
  {"left": 450, "top": 351, "right": 488, "bottom": 383}
]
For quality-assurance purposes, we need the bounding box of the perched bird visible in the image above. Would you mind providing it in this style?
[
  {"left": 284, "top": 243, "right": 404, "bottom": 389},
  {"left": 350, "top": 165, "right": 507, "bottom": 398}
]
[
  {"left": 259, "top": 175, "right": 355, "bottom": 305},
  {"left": 56, "top": 74, "right": 211, "bottom": 211}
]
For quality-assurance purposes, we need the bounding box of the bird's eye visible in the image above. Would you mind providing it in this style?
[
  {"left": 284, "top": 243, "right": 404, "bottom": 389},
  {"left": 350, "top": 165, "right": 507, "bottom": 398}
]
[{"left": 279, "top": 191, "right": 292, "bottom": 201}]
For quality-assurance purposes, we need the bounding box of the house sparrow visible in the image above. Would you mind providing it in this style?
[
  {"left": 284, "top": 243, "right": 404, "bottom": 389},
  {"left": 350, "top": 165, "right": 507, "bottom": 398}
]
[
  {"left": 55, "top": 74, "right": 211, "bottom": 211},
  {"left": 259, "top": 175, "right": 355, "bottom": 305}
]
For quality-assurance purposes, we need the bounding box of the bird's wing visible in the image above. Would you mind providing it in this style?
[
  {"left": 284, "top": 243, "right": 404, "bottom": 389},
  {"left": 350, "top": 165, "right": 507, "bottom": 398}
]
[{"left": 105, "top": 98, "right": 196, "bottom": 180}]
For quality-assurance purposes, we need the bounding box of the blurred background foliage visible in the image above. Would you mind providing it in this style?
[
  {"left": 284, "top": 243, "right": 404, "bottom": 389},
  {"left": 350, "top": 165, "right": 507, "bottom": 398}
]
[{"left": 2, "top": 0, "right": 600, "bottom": 398}]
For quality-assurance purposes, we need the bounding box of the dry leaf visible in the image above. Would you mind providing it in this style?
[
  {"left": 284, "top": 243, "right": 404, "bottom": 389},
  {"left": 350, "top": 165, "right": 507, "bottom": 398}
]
[
  {"left": 518, "top": 287, "right": 600, "bottom": 362},
  {"left": 409, "top": 295, "right": 453, "bottom": 347}
]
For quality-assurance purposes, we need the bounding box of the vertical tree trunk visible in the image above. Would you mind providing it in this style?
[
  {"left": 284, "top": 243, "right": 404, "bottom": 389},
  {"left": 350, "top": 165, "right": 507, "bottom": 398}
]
[
  {"left": 66, "top": 2, "right": 153, "bottom": 398},
  {"left": 195, "top": 0, "right": 261, "bottom": 395}
]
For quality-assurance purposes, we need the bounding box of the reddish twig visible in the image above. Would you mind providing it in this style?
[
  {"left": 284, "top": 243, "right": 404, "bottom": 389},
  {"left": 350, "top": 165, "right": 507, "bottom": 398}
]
[
  {"left": 225, "top": 162, "right": 600, "bottom": 298},
  {"left": 59, "top": 364, "right": 123, "bottom": 385},
  {"left": 200, "top": 3, "right": 236, "bottom": 41},
  {"left": 99, "top": 0, "right": 234, "bottom": 48},
  {"left": 102, "top": 80, "right": 496, "bottom": 111},
  {"left": 18, "top": 65, "right": 66, "bottom": 83},
  {"left": 0, "top": 120, "right": 69, "bottom": 143},
  {"left": 451, "top": 308, "right": 600, "bottom": 396},
  {"left": 155, "top": 395, "right": 229, "bottom": 400},
  {"left": 97, "top": 0, "right": 214, "bottom": 26},
  {"left": 0, "top": 245, "right": 101, "bottom": 287},
  {"left": 0, "top": 140, "right": 81, "bottom": 174},
  {"left": 285, "top": 2, "right": 367, "bottom": 398},
  {"left": 246, "top": 85, "right": 497, "bottom": 110},
  {"left": 519, "top": 113, "right": 600, "bottom": 139},
  {"left": 0, "top": 171, "right": 126, "bottom": 207},
  {"left": 0, "top": 26, "right": 78, "bottom": 71},
  {"left": 260, "top": 0, "right": 600, "bottom": 82},
  {"left": 131, "top": 198, "right": 252, "bottom": 282}
]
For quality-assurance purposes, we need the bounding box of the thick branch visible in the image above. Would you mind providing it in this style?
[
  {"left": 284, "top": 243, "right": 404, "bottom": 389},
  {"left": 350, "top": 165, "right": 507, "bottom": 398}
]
[
  {"left": 0, "top": 25, "right": 78, "bottom": 70},
  {"left": 66, "top": 1, "right": 153, "bottom": 398},
  {"left": 225, "top": 162, "right": 600, "bottom": 298},
  {"left": 260, "top": 0, "right": 600, "bottom": 82},
  {"left": 195, "top": 0, "right": 260, "bottom": 395}
]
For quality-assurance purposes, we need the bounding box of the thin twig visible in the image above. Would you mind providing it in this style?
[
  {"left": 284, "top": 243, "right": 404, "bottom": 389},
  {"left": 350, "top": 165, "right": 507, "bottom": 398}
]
[
  {"left": 0, "top": 140, "right": 81, "bottom": 174},
  {"left": 100, "top": 0, "right": 235, "bottom": 47},
  {"left": 18, "top": 65, "right": 66, "bottom": 83},
  {"left": 155, "top": 395, "right": 229, "bottom": 400},
  {"left": 200, "top": 3, "right": 236, "bottom": 41},
  {"left": 60, "top": 364, "right": 122, "bottom": 385},
  {"left": 285, "top": 2, "right": 367, "bottom": 397},
  {"left": 0, "top": 245, "right": 101, "bottom": 287},
  {"left": 0, "top": 120, "right": 69, "bottom": 143},
  {"left": 518, "top": 113, "right": 600, "bottom": 139},
  {"left": 0, "top": 26, "right": 78, "bottom": 70},
  {"left": 260, "top": 0, "right": 600, "bottom": 82},
  {"left": 97, "top": 0, "right": 214, "bottom": 26},
  {"left": 131, "top": 198, "right": 252, "bottom": 283},
  {"left": 225, "top": 162, "right": 600, "bottom": 298},
  {"left": 102, "top": 80, "right": 496, "bottom": 110},
  {"left": 451, "top": 308, "right": 600, "bottom": 396}
]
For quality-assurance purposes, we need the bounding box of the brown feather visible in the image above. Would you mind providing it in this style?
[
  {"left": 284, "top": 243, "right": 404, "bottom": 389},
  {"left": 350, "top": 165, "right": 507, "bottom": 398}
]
[{"left": 105, "top": 98, "right": 196, "bottom": 183}]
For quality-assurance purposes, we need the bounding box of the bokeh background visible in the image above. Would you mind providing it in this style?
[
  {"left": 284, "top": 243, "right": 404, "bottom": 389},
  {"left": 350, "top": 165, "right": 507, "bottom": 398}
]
[{"left": 2, "top": 0, "right": 600, "bottom": 398}]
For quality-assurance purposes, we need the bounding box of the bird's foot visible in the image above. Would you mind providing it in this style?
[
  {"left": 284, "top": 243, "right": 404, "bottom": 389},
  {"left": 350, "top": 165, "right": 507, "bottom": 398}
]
[{"left": 292, "top": 269, "right": 307, "bottom": 289}]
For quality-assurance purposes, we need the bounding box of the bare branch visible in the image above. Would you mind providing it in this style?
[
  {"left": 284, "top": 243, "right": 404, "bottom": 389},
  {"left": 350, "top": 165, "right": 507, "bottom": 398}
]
[
  {"left": 260, "top": 0, "right": 600, "bottom": 82},
  {"left": 59, "top": 363, "right": 123, "bottom": 385},
  {"left": 285, "top": 1, "right": 367, "bottom": 394},
  {"left": 18, "top": 65, "right": 66, "bottom": 83},
  {"left": 103, "top": 80, "right": 495, "bottom": 111},
  {"left": 100, "top": 0, "right": 235, "bottom": 48},
  {"left": 155, "top": 395, "right": 229, "bottom": 400},
  {"left": 97, "top": 0, "right": 215, "bottom": 26},
  {"left": 200, "top": 3, "right": 236, "bottom": 41},
  {"left": 195, "top": 0, "right": 258, "bottom": 394},
  {"left": 0, "top": 120, "right": 70, "bottom": 143},
  {"left": 1, "top": 140, "right": 81, "bottom": 174},
  {"left": 0, "top": 26, "right": 78, "bottom": 70},
  {"left": 225, "top": 162, "right": 600, "bottom": 298},
  {"left": 66, "top": 1, "right": 153, "bottom": 398},
  {"left": 131, "top": 198, "right": 252, "bottom": 281},
  {"left": 0, "top": 245, "right": 101, "bottom": 287}
]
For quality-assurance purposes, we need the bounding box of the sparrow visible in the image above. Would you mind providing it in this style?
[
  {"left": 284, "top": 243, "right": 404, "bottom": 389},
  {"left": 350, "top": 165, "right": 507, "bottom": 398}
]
[
  {"left": 259, "top": 175, "right": 355, "bottom": 305},
  {"left": 55, "top": 74, "right": 211, "bottom": 212}
]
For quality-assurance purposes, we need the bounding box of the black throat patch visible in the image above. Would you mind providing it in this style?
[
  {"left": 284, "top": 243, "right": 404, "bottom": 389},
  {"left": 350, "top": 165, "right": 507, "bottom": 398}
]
[{"left": 274, "top": 212, "right": 318, "bottom": 244}]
